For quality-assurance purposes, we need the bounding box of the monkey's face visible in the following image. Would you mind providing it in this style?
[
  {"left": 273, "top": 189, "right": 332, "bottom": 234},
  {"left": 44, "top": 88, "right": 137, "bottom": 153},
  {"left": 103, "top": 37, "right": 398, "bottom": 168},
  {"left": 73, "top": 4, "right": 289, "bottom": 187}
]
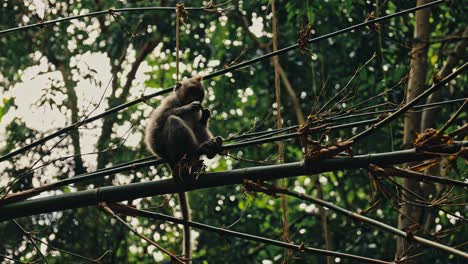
[{"left": 176, "top": 76, "right": 205, "bottom": 104}]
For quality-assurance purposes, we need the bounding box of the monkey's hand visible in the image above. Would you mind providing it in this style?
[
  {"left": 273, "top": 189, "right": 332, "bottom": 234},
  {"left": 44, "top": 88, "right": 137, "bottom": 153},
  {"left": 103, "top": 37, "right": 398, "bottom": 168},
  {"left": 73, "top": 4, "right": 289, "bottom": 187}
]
[
  {"left": 199, "top": 136, "right": 223, "bottom": 159},
  {"left": 173, "top": 101, "right": 202, "bottom": 116},
  {"left": 187, "top": 101, "right": 202, "bottom": 112},
  {"left": 200, "top": 108, "right": 211, "bottom": 125}
]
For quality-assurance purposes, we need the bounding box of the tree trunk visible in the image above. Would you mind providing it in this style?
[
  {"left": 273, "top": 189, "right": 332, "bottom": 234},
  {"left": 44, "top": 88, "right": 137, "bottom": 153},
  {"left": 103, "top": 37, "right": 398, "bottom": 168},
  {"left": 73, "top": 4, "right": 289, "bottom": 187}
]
[
  {"left": 418, "top": 26, "right": 468, "bottom": 232},
  {"left": 58, "top": 65, "right": 86, "bottom": 175},
  {"left": 420, "top": 27, "right": 468, "bottom": 129},
  {"left": 96, "top": 41, "right": 158, "bottom": 169},
  {"left": 396, "top": 0, "right": 431, "bottom": 261},
  {"left": 233, "top": 8, "right": 305, "bottom": 125}
]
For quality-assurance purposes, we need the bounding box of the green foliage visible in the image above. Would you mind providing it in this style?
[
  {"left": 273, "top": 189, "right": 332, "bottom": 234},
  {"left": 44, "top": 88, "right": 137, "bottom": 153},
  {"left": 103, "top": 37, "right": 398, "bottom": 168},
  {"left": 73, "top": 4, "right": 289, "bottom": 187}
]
[{"left": 0, "top": 98, "right": 14, "bottom": 123}]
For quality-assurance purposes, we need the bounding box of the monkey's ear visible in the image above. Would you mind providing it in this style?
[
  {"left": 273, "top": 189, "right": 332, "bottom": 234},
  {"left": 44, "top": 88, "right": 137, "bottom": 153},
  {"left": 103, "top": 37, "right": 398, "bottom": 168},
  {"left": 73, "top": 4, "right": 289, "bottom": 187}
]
[
  {"left": 193, "top": 74, "right": 203, "bottom": 81},
  {"left": 174, "top": 82, "right": 182, "bottom": 92}
]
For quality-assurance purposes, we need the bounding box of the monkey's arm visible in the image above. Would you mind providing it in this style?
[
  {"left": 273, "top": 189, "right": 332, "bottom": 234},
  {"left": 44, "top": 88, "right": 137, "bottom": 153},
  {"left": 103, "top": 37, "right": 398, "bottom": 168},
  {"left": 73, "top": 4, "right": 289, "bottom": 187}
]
[
  {"left": 196, "top": 108, "right": 223, "bottom": 158},
  {"left": 196, "top": 136, "right": 223, "bottom": 159},
  {"left": 156, "top": 102, "right": 201, "bottom": 128},
  {"left": 200, "top": 108, "right": 211, "bottom": 126},
  {"left": 172, "top": 101, "right": 201, "bottom": 116}
]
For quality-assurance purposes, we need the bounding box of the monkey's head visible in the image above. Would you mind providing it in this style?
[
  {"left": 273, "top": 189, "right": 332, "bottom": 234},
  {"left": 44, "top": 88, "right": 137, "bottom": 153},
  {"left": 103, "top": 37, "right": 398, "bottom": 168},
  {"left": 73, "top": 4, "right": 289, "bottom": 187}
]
[{"left": 174, "top": 75, "right": 205, "bottom": 104}]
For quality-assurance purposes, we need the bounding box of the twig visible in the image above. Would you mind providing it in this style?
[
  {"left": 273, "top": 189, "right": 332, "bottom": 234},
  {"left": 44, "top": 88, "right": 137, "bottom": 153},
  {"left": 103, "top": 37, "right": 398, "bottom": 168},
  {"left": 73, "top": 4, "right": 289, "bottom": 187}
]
[
  {"left": 31, "top": 236, "right": 107, "bottom": 263},
  {"left": 368, "top": 164, "right": 468, "bottom": 188},
  {"left": 0, "top": 0, "right": 446, "bottom": 163},
  {"left": 246, "top": 181, "right": 468, "bottom": 259},
  {"left": 437, "top": 99, "right": 467, "bottom": 135},
  {"left": 105, "top": 203, "right": 391, "bottom": 264},
  {"left": 349, "top": 62, "right": 468, "bottom": 143},
  {"left": 99, "top": 202, "right": 184, "bottom": 264},
  {"left": 0, "top": 253, "right": 29, "bottom": 263},
  {"left": 317, "top": 53, "right": 376, "bottom": 115},
  {"left": 13, "top": 220, "right": 50, "bottom": 264}
]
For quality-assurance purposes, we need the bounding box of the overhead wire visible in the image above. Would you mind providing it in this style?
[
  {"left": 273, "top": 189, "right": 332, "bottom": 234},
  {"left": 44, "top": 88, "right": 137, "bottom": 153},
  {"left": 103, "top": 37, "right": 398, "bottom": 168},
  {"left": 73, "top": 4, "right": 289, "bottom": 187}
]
[
  {"left": 225, "top": 97, "right": 467, "bottom": 143},
  {"left": 0, "top": 6, "right": 214, "bottom": 36},
  {"left": 0, "top": 0, "right": 446, "bottom": 163},
  {"left": 1, "top": 95, "right": 465, "bottom": 200}
]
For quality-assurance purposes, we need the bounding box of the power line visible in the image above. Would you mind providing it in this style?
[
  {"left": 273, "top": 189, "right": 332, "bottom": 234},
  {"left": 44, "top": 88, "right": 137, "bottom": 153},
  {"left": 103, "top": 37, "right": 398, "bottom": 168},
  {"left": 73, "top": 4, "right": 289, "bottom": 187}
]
[
  {"left": 112, "top": 205, "right": 390, "bottom": 264},
  {"left": 0, "top": 6, "right": 211, "bottom": 36},
  {"left": 227, "top": 97, "right": 467, "bottom": 142},
  {"left": 0, "top": 0, "right": 445, "bottom": 163},
  {"left": 0, "top": 116, "right": 377, "bottom": 201},
  {"left": 2, "top": 96, "right": 465, "bottom": 199},
  {"left": 350, "top": 62, "right": 468, "bottom": 142}
]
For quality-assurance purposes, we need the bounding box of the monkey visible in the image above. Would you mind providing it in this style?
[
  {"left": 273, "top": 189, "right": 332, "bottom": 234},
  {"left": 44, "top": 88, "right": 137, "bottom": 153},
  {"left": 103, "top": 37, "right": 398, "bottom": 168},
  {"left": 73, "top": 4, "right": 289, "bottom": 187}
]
[{"left": 144, "top": 75, "right": 221, "bottom": 263}]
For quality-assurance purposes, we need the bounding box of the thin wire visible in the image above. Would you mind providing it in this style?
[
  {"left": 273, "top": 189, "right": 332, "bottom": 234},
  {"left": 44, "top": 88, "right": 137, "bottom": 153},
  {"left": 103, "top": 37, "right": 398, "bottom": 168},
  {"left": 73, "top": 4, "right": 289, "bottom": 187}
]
[
  {"left": 227, "top": 97, "right": 467, "bottom": 143},
  {"left": 4, "top": 95, "right": 464, "bottom": 201},
  {"left": 349, "top": 62, "right": 468, "bottom": 143},
  {"left": 119, "top": 206, "right": 391, "bottom": 264},
  {"left": 0, "top": 0, "right": 445, "bottom": 163},
  {"left": 0, "top": 118, "right": 378, "bottom": 202},
  {"left": 0, "top": 6, "right": 208, "bottom": 36},
  {"left": 175, "top": 5, "right": 181, "bottom": 82}
]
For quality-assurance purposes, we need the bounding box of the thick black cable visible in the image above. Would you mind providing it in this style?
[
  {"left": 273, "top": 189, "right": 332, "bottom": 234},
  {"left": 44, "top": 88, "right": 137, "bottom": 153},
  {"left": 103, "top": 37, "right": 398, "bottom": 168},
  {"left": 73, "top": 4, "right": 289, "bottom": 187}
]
[
  {"left": 1, "top": 142, "right": 465, "bottom": 221},
  {"left": 0, "top": 0, "right": 445, "bottom": 163}
]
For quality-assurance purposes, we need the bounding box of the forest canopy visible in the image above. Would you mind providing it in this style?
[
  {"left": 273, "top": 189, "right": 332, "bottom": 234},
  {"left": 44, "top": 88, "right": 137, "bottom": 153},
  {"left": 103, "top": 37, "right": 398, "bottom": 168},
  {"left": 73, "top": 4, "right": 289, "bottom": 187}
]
[{"left": 0, "top": 0, "right": 466, "bottom": 263}]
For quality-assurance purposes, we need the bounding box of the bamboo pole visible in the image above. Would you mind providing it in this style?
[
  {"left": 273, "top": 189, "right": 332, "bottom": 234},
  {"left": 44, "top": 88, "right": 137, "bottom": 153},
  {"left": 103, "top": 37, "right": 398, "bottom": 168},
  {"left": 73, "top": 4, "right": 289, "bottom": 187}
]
[{"left": 0, "top": 142, "right": 465, "bottom": 221}]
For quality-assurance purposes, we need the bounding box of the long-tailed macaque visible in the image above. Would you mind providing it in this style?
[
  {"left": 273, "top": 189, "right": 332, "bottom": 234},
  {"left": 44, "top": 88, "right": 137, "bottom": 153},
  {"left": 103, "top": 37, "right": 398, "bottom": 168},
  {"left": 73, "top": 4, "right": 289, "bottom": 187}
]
[{"left": 145, "top": 75, "right": 220, "bottom": 263}]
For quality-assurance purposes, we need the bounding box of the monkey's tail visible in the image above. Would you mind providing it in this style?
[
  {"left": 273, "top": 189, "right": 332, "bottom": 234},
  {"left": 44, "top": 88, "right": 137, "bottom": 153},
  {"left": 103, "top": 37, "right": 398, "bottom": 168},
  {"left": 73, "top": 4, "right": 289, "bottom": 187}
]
[{"left": 178, "top": 192, "right": 192, "bottom": 264}]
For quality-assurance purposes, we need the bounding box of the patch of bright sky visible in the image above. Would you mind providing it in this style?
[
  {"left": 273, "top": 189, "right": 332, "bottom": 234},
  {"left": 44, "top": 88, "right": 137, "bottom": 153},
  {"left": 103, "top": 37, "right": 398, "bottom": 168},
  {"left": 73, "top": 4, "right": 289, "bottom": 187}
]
[{"left": 249, "top": 13, "right": 265, "bottom": 38}]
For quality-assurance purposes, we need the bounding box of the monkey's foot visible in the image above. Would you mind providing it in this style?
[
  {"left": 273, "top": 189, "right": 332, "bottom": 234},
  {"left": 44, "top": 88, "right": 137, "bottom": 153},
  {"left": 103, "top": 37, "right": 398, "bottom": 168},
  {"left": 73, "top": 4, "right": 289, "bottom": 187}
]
[
  {"left": 199, "top": 136, "right": 223, "bottom": 159},
  {"left": 174, "top": 156, "right": 204, "bottom": 185}
]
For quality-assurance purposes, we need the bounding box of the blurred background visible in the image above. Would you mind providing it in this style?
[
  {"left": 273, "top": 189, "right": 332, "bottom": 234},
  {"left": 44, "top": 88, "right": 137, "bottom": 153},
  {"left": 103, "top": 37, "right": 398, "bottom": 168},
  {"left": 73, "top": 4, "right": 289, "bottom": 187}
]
[{"left": 0, "top": 0, "right": 466, "bottom": 263}]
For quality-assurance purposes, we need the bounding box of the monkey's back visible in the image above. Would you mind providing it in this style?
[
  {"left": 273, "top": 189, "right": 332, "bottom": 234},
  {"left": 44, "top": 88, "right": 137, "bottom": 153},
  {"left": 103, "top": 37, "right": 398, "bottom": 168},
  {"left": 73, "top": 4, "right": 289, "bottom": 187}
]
[
  {"left": 145, "top": 94, "right": 175, "bottom": 158},
  {"left": 145, "top": 94, "right": 202, "bottom": 162}
]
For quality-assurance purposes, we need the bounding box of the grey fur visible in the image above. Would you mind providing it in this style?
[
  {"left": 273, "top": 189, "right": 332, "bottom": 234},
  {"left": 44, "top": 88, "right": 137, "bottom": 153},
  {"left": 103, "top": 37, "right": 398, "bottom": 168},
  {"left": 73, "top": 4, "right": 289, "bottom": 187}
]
[
  {"left": 145, "top": 75, "right": 217, "bottom": 163},
  {"left": 144, "top": 75, "right": 219, "bottom": 263}
]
